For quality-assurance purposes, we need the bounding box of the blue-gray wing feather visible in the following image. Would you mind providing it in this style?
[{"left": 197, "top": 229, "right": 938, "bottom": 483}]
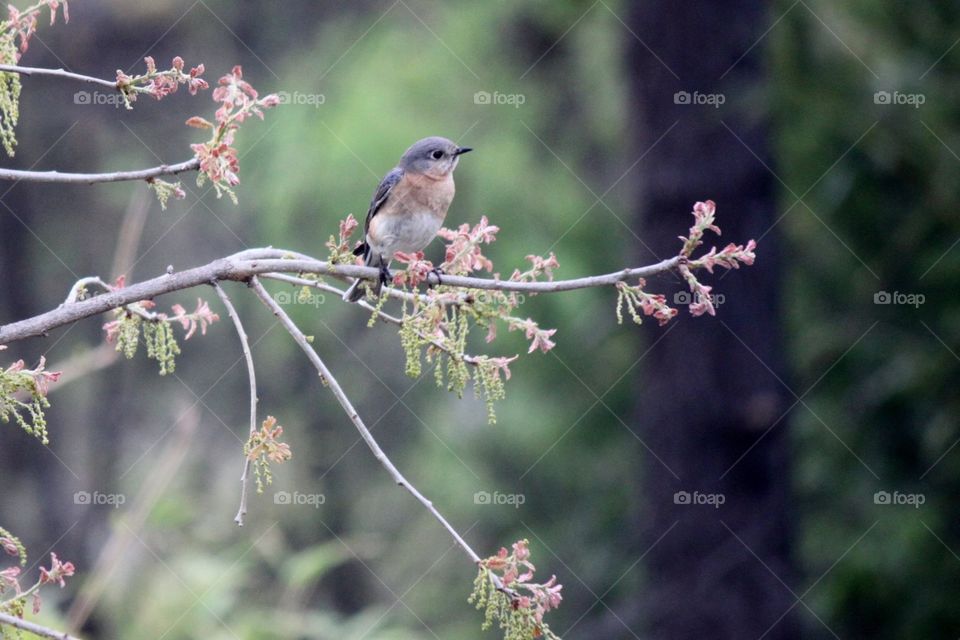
[{"left": 352, "top": 168, "right": 404, "bottom": 257}]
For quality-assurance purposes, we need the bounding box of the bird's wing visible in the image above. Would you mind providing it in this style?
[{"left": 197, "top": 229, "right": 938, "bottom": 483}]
[{"left": 353, "top": 167, "right": 404, "bottom": 256}]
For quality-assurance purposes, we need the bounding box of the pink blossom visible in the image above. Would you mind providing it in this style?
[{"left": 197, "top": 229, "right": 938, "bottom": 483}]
[
  {"left": 479, "top": 538, "right": 564, "bottom": 631},
  {"left": 692, "top": 200, "right": 719, "bottom": 233},
  {"left": 695, "top": 239, "right": 758, "bottom": 273},
  {"left": 339, "top": 214, "right": 359, "bottom": 244},
  {"left": 526, "top": 325, "right": 557, "bottom": 354},
  {"left": 392, "top": 251, "right": 434, "bottom": 288},
  {"left": 437, "top": 216, "right": 499, "bottom": 274},
  {"left": 1, "top": 537, "right": 19, "bottom": 557},
  {"left": 188, "top": 67, "right": 278, "bottom": 194},
  {"left": 514, "top": 252, "right": 560, "bottom": 282},
  {"left": 171, "top": 298, "right": 220, "bottom": 339},
  {"left": 0, "top": 566, "right": 20, "bottom": 592},
  {"left": 246, "top": 416, "right": 292, "bottom": 463},
  {"left": 30, "top": 356, "right": 61, "bottom": 396},
  {"left": 690, "top": 280, "right": 717, "bottom": 317},
  {"left": 117, "top": 57, "right": 209, "bottom": 104},
  {"left": 38, "top": 552, "right": 74, "bottom": 588},
  {"left": 102, "top": 318, "right": 122, "bottom": 343},
  {"left": 488, "top": 356, "right": 517, "bottom": 380},
  {"left": 485, "top": 322, "right": 497, "bottom": 343},
  {"left": 513, "top": 539, "right": 530, "bottom": 562},
  {"left": 259, "top": 93, "right": 281, "bottom": 108}
]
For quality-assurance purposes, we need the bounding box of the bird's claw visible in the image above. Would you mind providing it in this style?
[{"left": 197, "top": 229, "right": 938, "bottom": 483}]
[
  {"left": 378, "top": 263, "right": 393, "bottom": 287},
  {"left": 428, "top": 266, "right": 444, "bottom": 288}
]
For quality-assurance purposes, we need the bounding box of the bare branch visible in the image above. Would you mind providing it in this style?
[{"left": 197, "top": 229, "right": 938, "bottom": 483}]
[
  {"left": 0, "top": 158, "right": 200, "bottom": 184},
  {"left": 0, "top": 63, "right": 119, "bottom": 90},
  {"left": 248, "top": 276, "right": 485, "bottom": 563},
  {"left": 0, "top": 612, "right": 83, "bottom": 640},
  {"left": 0, "top": 250, "right": 682, "bottom": 345},
  {"left": 213, "top": 282, "right": 259, "bottom": 526}
]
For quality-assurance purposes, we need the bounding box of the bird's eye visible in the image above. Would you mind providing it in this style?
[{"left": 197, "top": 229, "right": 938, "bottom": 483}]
[{"left": 431, "top": 150, "right": 444, "bottom": 160}]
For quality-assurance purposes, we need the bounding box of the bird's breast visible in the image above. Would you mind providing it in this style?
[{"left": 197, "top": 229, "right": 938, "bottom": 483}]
[
  {"left": 367, "top": 172, "right": 455, "bottom": 257},
  {"left": 404, "top": 171, "right": 455, "bottom": 214}
]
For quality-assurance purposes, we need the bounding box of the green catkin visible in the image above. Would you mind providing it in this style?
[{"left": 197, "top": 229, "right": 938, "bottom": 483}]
[{"left": 116, "top": 314, "right": 142, "bottom": 359}]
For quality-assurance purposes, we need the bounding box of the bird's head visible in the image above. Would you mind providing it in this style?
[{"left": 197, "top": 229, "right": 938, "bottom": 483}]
[{"left": 399, "top": 136, "right": 472, "bottom": 179}]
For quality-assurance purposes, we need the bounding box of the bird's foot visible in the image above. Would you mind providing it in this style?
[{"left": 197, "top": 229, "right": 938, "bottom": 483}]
[
  {"left": 378, "top": 263, "right": 393, "bottom": 287},
  {"left": 428, "top": 266, "right": 445, "bottom": 288}
]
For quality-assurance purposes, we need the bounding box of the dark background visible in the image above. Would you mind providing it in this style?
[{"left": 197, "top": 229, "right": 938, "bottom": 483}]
[{"left": 0, "top": 1, "right": 957, "bottom": 638}]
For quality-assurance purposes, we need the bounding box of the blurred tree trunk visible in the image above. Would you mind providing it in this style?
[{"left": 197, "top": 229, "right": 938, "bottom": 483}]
[{"left": 625, "top": 2, "right": 799, "bottom": 639}]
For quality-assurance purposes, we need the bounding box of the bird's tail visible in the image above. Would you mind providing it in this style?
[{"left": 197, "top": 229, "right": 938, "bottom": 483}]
[{"left": 343, "top": 249, "right": 383, "bottom": 302}]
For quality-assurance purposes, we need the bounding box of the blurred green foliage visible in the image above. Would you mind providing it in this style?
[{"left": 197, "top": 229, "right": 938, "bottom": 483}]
[{"left": 775, "top": 0, "right": 960, "bottom": 637}]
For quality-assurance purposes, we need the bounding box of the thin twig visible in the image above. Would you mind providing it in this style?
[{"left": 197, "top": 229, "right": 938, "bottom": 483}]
[
  {"left": 244, "top": 256, "right": 682, "bottom": 294},
  {"left": 0, "top": 63, "right": 119, "bottom": 90},
  {"left": 248, "top": 277, "right": 483, "bottom": 562},
  {"left": 0, "top": 158, "right": 200, "bottom": 184},
  {"left": 63, "top": 277, "right": 112, "bottom": 305},
  {"left": 214, "top": 282, "right": 259, "bottom": 526},
  {"left": 0, "top": 250, "right": 681, "bottom": 345},
  {"left": 0, "top": 612, "right": 83, "bottom": 640}
]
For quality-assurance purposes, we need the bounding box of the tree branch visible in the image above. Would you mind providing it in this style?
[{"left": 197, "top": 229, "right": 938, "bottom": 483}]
[
  {"left": 248, "top": 276, "right": 519, "bottom": 598},
  {"left": 0, "top": 158, "right": 200, "bottom": 184},
  {"left": 0, "top": 612, "right": 83, "bottom": 640},
  {"left": 0, "top": 63, "right": 119, "bottom": 90},
  {"left": 213, "top": 282, "right": 259, "bottom": 526},
  {"left": 0, "top": 250, "right": 681, "bottom": 345},
  {"left": 248, "top": 276, "right": 485, "bottom": 563}
]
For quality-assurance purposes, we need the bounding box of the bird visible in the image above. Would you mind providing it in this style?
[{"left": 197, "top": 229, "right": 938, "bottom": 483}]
[{"left": 342, "top": 136, "right": 472, "bottom": 302}]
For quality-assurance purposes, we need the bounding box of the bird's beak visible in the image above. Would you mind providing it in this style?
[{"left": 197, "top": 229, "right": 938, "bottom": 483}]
[{"left": 455, "top": 147, "right": 473, "bottom": 156}]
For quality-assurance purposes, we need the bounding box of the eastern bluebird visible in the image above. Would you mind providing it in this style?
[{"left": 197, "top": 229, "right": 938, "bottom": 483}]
[{"left": 343, "top": 136, "right": 472, "bottom": 302}]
